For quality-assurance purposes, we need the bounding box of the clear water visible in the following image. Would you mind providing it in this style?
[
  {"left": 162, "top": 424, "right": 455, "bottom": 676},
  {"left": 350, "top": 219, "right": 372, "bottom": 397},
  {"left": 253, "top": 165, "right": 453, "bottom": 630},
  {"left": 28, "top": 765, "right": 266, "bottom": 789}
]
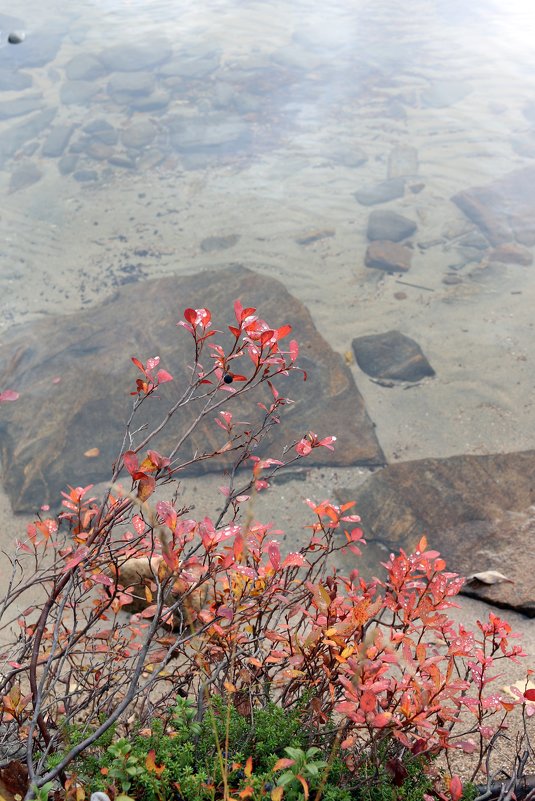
[{"left": 1, "top": 0, "right": 535, "bottom": 466}]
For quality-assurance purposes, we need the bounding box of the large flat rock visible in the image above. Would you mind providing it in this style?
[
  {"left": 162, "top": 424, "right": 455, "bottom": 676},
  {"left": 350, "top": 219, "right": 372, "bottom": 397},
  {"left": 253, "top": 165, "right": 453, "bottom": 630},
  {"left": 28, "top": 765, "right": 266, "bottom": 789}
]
[
  {"left": 0, "top": 266, "right": 384, "bottom": 513},
  {"left": 452, "top": 166, "right": 535, "bottom": 246},
  {"left": 337, "top": 452, "right": 535, "bottom": 616}
]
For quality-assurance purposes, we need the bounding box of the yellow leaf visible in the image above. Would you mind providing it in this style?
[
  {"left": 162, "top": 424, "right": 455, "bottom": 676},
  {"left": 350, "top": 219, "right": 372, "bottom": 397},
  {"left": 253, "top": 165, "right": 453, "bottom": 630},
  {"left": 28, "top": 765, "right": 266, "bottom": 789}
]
[
  {"left": 84, "top": 447, "right": 100, "bottom": 458},
  {"left": 271, "top": 788, "right": 284, "bottom": 801}
]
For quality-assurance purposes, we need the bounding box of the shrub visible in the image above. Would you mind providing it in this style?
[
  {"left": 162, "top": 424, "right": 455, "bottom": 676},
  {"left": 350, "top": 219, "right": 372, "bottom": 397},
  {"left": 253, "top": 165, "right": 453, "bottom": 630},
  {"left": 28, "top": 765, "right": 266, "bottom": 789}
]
[{"left": 0, "top": 300, "right": 531, "bottom": 801}]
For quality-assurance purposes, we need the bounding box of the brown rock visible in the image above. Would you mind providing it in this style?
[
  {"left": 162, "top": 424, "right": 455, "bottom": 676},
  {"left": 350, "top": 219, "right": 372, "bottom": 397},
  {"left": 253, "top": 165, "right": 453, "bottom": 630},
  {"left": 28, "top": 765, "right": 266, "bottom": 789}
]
[
  {"left": 365, "top": 241, "right": 412, "bottom": 272},
  {"left": 0, "top": 266, "right": 384, "bottom": 513},
  {"left": 337, "top": 451, "right": 535, "bottom": 616},
  {"left": 452, "top": 166, "right": 535, "bottom": 246},
  {"left": 489, "top": 243, "right": 533, "bottom": 266}
]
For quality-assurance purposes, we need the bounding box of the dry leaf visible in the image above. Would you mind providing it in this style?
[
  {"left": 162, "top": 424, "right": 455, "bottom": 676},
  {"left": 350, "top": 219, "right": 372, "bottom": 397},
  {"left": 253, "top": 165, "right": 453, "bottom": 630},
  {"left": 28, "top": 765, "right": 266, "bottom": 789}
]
[
  {"left": 465, "top": 570, "right": 514, "bottom": 585},
  {"left": 84, "top": 447, "right": 100, "bottom": 458}
]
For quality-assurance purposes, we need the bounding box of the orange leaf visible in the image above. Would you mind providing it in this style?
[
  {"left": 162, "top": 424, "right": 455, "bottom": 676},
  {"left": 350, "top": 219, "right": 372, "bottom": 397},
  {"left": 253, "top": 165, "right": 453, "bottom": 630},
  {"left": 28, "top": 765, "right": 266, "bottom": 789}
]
[
  {"left": 271, "top": 788, "right": 284, "bottom": 801},
  {"left": 137, "top": 474, "right": 156, "bottom": 501},
  {"left": 146, "top": 749, "right": 165, "bottom": 776},
  {"left": 244, "top": 756, "right": 253, "bottom": 778},
  {"left": 273, "top": 758, "right": 295, "bottom": 771},
  {"left": 296, "top": 775, "right": 309, "bottom": 801}
]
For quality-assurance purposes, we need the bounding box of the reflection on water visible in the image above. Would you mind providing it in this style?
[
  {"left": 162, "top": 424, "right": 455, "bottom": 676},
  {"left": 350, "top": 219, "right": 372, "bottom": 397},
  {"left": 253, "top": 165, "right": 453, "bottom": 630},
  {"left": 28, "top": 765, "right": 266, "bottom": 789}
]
[{"left": 1, "top": 0, "right": 535, "bottom": 469}]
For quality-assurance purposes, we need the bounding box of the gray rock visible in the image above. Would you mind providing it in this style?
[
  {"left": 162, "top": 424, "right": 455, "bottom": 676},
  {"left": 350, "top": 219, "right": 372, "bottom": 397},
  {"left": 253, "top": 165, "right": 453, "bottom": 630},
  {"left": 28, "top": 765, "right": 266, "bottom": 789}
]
[
  {"left": 387, "top": 145, "right": 418, "bottom": 179},
  {"left": 121, "top": 120, "right": 157, "bottom": 149},
  {"left": 83, "top": 118, "right": 118, "bottom": 145},
  {"left": 73, "top": 169, "right": 98, "bottom": 182},
  {"left": 0, "top": 266, "right": 384, "bottom": 512},
  {"left": 336, "top": 452, "right": 535, "bottom": 616},
  {"left": 452, "top": 166, "right": 535, "bottom": 246},
  {"left": 0, "top": 93, "right": 44, "bottom": 120},
  {"left": 58, "top": 153, "right": 78, "bottom": 174},
  {"left": 168, "top": 113, "right": 250, "bottom": 155},
  {"left": 0, "top": 69, "right": 32, "bottom": 91},
  {"left": 421, "top": 80, "right": 472, "bottom": 108},
  {"left": 107, "top": 71, "right": 155, "bottom": 101},
  {"left": 130, "top": 90, "right": 170, "bottom": 112},
  {"left": 200, "top": 234, "right": 240, "bottom": 252},
  {"left": 42, "top": 124, "right": 76, "bottom": 157},
  {"left": 98, "top": 41, "right": 172, "bottom": 72},
  {"left": 328, "top": 144, "right": 368, "bottom": 169},
  {"left": 158, "top": 51, "right": 220, "bottom": 79},
  {"left": 354, "top": 178, "right": 405, "bottom": 206},
  {"left": 364, "top": 241, "right": 412, "bottom": 272},
  {"left": 367, "top": 210, "right": 417, "bottom": 242},
  {"left": 85, "top": 140, "right": 114, "bottom": 161},
  {"left": 65, "top": 53, "right": 106, "bottom": 82},
  {"left": 108, "top": 155, "right": 136, "bottom": 169},
  {"left": 8, "top": 161, "right": 42, "bottom": 193},
  {"left": 352, "top": 330, "right": 434, "bottom": 382},
  {"left": 0, "top": 107, "right": 57, "bottom": 161},
  {"left": 60, "top": 80, "right": 100, "bottom": 106}
]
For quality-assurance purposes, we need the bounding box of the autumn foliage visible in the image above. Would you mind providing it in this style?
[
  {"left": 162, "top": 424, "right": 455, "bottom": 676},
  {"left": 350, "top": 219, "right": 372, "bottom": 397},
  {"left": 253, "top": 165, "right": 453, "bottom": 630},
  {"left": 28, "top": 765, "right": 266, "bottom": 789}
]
[{"left": 0, "top": 300, "right": 532, "bottom": 801}]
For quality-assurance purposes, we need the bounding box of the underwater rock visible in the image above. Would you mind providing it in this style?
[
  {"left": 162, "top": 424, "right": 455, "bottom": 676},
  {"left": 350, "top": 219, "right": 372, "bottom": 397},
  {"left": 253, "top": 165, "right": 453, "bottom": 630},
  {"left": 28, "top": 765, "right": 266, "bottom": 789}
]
[
  {"left": 452, "top": 165, "right": 535, "bottom": 246},
  {"left": 0, "top": 266, "right": 384, "bottom": 513},
  {"left": 60, "top": 80, "right": 100, "bottom": 106},
  {"left": 365, "top": 241, "right": 412, "bottom": 272},
  {"left": 121, "top": 120, "right": 157, "bottom": 150},
  {"left": 65, "top": 54, "right": 106, "bottom": 82},
  {"left": 352, "top": 330, "right": 434, "bottom": 382},
  {"left": 42, "top": 124, "right": 76, "bottom": 157},
  {"left": 8, "top": 161, "right": 42, "bottom": 193},
  {"left": 0, "top": 93, "right": 44, "bottom": 120},
  {"left": 98, "top": 41, "right": 172, "bottom": 72},
  {"left": 337, "top": 452, "right": 535, "bottom": 616},
  {"left": 354, "top": 178, "right": 405, "bottom": 206},
  {"left": 366, "top": 210, "right": 417, "bottom": 242},
  {"left": 0, "top": 107, "right": 57, "bottom": 161}
]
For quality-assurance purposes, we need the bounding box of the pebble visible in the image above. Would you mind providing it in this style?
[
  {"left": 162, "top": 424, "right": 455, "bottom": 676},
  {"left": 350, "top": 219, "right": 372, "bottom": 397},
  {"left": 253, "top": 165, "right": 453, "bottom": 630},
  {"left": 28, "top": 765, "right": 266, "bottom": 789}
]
[{"left": 8, "top": 31, "right": 25, "bottom": 44}]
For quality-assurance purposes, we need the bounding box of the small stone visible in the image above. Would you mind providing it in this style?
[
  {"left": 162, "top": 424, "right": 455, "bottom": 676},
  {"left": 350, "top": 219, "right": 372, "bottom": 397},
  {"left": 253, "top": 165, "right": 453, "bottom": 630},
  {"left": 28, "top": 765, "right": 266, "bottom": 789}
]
[
  {"left": 85, "top": 141, "right": 114, "bottom": 160},
  {"left": 354, "top": 178, "right": 405, "bottom": 206},
  {"left": 121, "top": 120, "right": 157, "bottom": 150},
  {"left": 367, "top": 210, "right": 416, "bottom": 242},
  {"left": 365, "top": 241, "right": 412, "bottom": 272},
  {"left": 442, "top": 275, "right": 462, "bottom": 285},
  {"left": 8, "top": 31, "right": 25, "bottom": 44},
  {"left": 200, "top": 234, "right": 240, "bottom": 252},
  {"left": 394, "top": 291, "right": 407, "bottom": 300},
  {"left": 58, "top": 153, "right": 78, "bottom": 174},
  {"left": 73, "top": 169, "right": 98, "bottom": 182}
]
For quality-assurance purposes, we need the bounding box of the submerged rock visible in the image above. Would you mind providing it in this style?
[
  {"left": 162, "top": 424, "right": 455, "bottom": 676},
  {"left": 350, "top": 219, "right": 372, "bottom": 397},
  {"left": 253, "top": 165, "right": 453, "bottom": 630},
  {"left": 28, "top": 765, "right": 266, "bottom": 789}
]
[
  {"left": 0, "top": 266, "right": 384, "bottom": 512},
  {"left": 367, "top": 210, "right": 417, "bottom": 242},
  {"left": 337, "top": 452, "right": 535, "bottom": 616},
  {"left": 8, "top": 161, "right": 42, "bottom": 193},
  {"left": 365, "top": 241, "right": 412, "bottom": 272},
  {"left": 352, "top": 330, "right": 434, "bottom": 382},
  {"left": 452, "top": 165, "right": 535, "bottom": 246},
  {"left": 0, "top": 93, "right": 44, "bottom": 120},
  {"left": 354, "top": 178, "right": 405, "bottom": 206}
]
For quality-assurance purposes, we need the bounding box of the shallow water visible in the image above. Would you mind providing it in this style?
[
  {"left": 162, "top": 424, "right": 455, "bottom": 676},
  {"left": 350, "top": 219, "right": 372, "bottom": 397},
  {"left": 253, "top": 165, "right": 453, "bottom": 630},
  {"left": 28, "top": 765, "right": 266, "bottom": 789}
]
[{"left": 1, "top": 0, "right": 535, "bottom": 466}]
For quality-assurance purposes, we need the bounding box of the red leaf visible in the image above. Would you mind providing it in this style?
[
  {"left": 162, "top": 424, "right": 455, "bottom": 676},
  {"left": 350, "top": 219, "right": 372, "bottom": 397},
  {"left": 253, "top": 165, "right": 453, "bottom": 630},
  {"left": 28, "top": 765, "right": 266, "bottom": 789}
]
[
  {"left": 0, "top": 389, "right": 19, "bottom": 402},
  {"left": 137, "top": 475, "right": 156, "bottom": 502},
  {"left": 273, "top": 758, "right": 295, "bottom": 771},
  {"left": 157, "top": 369, "right": 173, "bottom": 383},
  {"left": 131, "top": 356, "right": 145, "bottom": 373},
  {"left": 290, "top": 339, "right": 299, "bottom": 361},
  {"left": 184, "top": 308, "right": 197, "bottom": 325},
  {"left": 267, "top": 540, "right": 281, "bottom": 571},
  {"left": 123, "top": 450, "right": 139, "bottom": 476},
  {"left": 524, "top": 689, "right": 535, "bottom": 701},
  {"left": 360, "top": 690, "right": 376, "bottom": 713},
  {"left": 449, "top": 775, "right": 463, "bottom": 801},
  {"left": 276, "top": 324, "right": 292, "bottom": 340},
  {"left": 63, "top": 545, "right": 89, "bottom": 571}
]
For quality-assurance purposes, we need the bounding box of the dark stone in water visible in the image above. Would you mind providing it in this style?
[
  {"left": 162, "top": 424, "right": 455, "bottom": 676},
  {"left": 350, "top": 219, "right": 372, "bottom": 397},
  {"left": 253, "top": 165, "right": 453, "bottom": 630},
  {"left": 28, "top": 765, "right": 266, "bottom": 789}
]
[
  {"left": 0, "top": 107, "right": 57, "bottom": 162},
  {"left": 0, "top": 93, "right": 44, "bottom": 120},
  {"left": 337, "top": 452, "right": 535, "bottom": 616},
  {"left": 42, "top": 124, "right": 76, "bottom": 158},
  {"left": 352, "top": 330, "right": 435, "bottom": 382},
  {"left": 367, "top": 210, "right": 417, "bottom": 242},
  {"left": 7, "top": 32, "right": 25, "bottom": 45},
  {"left": 365, "top": 241, "right": 412, "bottom": 272},
  {"left": 129, "top": 90, "right": 170, "bottom": 112},
  {"left": 0, "top": 266, "right": 384, "bottom": 512}
]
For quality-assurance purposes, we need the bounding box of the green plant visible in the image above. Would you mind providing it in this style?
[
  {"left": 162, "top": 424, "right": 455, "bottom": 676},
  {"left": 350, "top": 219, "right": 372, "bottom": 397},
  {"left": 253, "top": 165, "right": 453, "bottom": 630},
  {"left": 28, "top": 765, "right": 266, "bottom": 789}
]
[
  {"left": 105, "top": 739, "right": 144, "bottom": 794},
  {"left": 274, "top": 746, "right": 328, "bottom": 800}
]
